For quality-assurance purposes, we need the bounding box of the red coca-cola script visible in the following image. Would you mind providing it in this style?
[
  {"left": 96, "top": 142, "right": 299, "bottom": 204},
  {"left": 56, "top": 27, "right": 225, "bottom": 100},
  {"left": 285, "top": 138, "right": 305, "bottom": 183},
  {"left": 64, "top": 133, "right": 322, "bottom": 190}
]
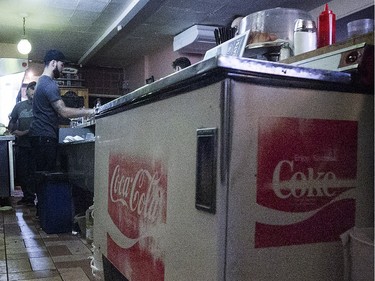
[
  {"left": 255, "top": 117, "right": 357, "bottom": 248},
  {"left": 107, "top": 153, "right": 167, "bottom": 280}
]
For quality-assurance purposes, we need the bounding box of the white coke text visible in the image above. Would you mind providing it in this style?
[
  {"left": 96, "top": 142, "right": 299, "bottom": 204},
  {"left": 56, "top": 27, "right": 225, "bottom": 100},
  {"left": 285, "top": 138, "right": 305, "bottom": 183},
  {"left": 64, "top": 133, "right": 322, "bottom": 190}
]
[{"left": 272, "top": 160, "right": 337, "bottom": 199}]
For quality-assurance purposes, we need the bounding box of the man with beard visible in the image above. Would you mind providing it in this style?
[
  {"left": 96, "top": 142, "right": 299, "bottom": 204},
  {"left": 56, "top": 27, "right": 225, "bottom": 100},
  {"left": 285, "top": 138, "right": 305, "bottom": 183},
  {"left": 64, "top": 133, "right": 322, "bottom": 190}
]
[
  {"left": 29, "top": 49, "right": 94, "bottom": 172},
  {"left": 29, "top": 50, "right": 95, "bottom": 219}
]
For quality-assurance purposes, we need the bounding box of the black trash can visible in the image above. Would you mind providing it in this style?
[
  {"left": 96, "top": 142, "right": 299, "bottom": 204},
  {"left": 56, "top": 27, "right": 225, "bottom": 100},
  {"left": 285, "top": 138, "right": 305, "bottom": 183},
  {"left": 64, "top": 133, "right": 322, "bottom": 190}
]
[{"left": 36, "top": 171, "right": 72, "bottom": 234}]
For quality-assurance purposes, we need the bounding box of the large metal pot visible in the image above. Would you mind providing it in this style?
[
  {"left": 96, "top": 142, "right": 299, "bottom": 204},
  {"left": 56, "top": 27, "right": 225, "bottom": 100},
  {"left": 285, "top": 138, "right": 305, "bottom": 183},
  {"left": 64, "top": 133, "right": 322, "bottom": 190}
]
[{"left": 239, "top": 7, "right": 313, "bottom": 46}]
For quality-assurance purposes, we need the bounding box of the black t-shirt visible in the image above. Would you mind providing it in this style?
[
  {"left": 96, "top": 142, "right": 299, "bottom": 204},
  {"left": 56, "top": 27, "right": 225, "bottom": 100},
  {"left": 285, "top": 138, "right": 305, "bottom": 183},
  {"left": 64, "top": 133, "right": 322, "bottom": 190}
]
[
  {"left": 29, "top": 75, "right": 61, "bottom": 139},
  {"left": 9, "top": 100, "right": 33, "bottom": 147}
]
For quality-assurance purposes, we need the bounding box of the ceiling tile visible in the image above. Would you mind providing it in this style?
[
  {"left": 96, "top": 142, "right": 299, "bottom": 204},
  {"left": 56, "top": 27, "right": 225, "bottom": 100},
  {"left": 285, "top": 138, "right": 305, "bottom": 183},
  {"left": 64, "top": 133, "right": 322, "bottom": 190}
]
[{"left": 76, "top": 0, "right": 109, "bottom": 12}]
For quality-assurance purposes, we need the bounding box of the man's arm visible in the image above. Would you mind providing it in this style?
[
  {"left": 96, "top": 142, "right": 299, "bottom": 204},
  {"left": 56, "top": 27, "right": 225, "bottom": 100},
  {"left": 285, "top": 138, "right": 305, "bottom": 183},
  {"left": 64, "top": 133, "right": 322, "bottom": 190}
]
[
  {"left": 8, "top": 104, "right": 18, "bottom": 132},
  {"left": 8, "top": 120, "right": 17, "bottom": 132},
  {"left": 8, "top": 118, "right": 29, "bottom": 137},
  {"left": 11, "top": 129, "right": 29, "bottom": 137},
  {"left": 52, "top": 99, "right": 94, "bottom": 119}
]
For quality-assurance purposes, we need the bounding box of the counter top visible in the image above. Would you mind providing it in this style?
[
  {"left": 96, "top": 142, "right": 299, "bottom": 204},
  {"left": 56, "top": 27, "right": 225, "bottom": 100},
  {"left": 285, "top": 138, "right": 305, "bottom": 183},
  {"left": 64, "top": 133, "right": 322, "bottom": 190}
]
[
  {"left": 97, "top": 55, "right": 354, "bottom": 118},
  {"left": 59, "top": 139, "right": 95, "bottom": 145}
]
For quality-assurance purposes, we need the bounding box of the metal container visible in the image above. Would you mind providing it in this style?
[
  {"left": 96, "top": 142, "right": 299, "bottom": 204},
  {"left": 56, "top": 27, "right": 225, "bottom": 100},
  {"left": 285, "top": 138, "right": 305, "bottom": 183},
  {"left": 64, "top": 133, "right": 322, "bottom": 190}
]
[
  {"left": 294, "top": 18, "right": 317, "bottom": 32},
  {"left": 239, "top": 7, "right": 313, "bottom": 49}
]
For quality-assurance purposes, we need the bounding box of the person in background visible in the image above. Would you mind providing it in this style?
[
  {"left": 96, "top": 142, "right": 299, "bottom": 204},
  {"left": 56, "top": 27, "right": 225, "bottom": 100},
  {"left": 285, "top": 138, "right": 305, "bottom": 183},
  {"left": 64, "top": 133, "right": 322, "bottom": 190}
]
[
  {"left": 8, "top": 81, "right": 37, "bottom": 206},
  {"left": 29, "top": 49, "right": 95, "bottom": 172},
  {"left": 172, "top": 57, "right": 191, "bottom": 72}
]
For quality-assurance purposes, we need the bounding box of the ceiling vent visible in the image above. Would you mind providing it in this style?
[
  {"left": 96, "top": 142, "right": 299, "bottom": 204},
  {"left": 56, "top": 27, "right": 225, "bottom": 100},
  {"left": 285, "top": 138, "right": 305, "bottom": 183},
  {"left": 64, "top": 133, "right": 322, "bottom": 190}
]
[{"left": 173, "top": 25, "right": 218, "bottom": 54}]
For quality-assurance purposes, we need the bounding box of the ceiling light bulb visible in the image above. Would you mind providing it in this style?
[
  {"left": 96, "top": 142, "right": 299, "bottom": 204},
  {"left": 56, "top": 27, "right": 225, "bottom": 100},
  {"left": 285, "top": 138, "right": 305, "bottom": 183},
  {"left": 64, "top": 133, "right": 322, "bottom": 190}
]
[
  {"left": 17, "top": 17, "right": 32, "bottom": 55},
  {"left": 17, "top": 38, "right": 32, "bottom": 55}
]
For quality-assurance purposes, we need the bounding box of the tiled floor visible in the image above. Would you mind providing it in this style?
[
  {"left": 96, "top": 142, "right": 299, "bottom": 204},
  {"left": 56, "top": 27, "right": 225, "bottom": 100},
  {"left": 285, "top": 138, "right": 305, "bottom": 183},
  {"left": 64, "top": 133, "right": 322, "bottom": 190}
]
[{"left": 0, "top": 192, "right": 96, "bottom": 281}]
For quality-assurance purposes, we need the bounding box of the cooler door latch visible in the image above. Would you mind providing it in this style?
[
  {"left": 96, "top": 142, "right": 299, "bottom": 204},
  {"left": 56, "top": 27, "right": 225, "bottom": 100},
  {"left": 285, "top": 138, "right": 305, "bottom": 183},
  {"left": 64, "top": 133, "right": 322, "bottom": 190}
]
[{"left": 195, "top": 128, "right": 217, "bottom": 214}]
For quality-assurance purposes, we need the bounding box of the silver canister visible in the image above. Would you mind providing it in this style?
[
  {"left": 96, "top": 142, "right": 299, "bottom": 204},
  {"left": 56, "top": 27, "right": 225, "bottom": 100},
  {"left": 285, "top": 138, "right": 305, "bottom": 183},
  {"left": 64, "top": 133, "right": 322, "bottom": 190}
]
[{"left": 293, "top": 19, "right": 317, "bottom": 56}]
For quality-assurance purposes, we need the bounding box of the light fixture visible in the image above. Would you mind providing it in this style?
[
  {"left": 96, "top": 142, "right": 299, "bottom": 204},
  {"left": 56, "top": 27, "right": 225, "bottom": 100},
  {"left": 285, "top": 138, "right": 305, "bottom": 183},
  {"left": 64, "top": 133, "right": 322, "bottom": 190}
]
[{"left": 17, "top": 17, "right": 32, "bottom": 55}]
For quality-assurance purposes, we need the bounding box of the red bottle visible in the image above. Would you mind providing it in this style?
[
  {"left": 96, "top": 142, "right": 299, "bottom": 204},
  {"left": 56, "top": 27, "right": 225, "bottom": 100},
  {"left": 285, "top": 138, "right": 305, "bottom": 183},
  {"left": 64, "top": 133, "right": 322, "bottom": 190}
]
[{"left": 317, "top": 3, "right": 336, "bottom": 48}]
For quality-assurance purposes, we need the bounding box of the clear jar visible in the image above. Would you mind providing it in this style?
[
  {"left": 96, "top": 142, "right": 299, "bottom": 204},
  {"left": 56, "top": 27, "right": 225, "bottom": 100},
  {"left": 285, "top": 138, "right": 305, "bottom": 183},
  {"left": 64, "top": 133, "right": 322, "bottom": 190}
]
[{"left": 294, "top": 19, "right": 317, "bottom": 56}]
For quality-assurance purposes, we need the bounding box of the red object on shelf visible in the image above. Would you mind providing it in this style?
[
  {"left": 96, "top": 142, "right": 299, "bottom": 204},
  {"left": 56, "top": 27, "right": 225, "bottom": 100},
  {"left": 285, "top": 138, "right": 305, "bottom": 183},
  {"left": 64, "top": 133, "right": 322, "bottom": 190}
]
[{"left": 317, "top": 3, "right": 336, "bottom": 48}]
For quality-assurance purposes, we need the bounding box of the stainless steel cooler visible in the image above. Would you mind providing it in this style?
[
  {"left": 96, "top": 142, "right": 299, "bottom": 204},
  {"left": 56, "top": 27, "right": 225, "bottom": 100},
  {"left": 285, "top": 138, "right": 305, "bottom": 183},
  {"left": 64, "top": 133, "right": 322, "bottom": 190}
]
[{"left": 93, "top": 56, "right": 373, "bottom": 281}]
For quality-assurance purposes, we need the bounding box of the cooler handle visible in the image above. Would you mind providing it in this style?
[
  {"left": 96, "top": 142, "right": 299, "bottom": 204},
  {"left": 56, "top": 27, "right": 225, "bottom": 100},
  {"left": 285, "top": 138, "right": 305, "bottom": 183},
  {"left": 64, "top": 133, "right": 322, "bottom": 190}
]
[{"left": 195, "top": 128, "right": 217, "bottom": 214}]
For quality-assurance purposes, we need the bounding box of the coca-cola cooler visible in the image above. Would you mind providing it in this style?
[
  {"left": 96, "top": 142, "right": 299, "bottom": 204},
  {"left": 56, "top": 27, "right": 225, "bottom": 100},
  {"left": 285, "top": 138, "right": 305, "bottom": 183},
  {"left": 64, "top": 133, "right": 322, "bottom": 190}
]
[{"left": 93, "top": 56, "right": 373, "bottom": 281}]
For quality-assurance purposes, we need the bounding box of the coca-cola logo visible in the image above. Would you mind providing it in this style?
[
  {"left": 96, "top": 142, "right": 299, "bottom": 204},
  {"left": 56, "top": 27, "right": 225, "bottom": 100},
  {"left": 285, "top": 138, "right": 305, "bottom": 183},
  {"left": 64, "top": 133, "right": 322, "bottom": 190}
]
[
  {"left": 257, "top": 117, "right": 357, "bottom": 212},
  {"left": 108, "top": 154, "right": 167, "bottom": 239},
  {"left": 107, "top": 153, "right": 167, "bottom": 281},
  {"left": 110, "top": 165, "right": 165, "bottom": 223},
  {"left": 255, "top": 117, "right": 357, "bottom": 248}
]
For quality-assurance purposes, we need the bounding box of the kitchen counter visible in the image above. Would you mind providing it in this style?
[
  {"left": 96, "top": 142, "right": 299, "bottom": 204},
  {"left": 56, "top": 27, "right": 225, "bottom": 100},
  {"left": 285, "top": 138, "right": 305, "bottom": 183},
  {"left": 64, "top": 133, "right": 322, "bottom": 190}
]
[{"left": 0, "top": 135, "right": 15, "bottom": 141}]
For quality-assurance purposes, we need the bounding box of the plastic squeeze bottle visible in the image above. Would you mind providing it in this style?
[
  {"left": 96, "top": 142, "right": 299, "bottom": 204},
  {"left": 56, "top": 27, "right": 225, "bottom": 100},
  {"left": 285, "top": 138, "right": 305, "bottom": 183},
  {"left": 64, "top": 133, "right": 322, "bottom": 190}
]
[{"left": 317, "top": 3, "right": 336, "bottom": 48}]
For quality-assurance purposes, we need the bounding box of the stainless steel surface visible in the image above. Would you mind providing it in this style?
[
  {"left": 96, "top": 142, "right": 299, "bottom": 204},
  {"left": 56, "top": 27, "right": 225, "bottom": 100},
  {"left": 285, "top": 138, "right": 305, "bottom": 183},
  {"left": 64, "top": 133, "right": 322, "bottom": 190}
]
[
  {"left": 287, "top": 42, "right": 367, "bottom": 71},
  {"left": 294, "top": 19, "right": 317, "bottom": 32},
  {"left": 97, "top": 56, "right": 353, "bottom": 116}
]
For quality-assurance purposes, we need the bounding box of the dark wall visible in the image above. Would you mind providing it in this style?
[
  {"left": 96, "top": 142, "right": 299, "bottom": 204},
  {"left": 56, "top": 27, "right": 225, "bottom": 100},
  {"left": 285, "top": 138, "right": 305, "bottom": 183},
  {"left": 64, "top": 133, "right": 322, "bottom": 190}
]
[{"left": 79, "top": 66, "right": 124, "bottom": 107}]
